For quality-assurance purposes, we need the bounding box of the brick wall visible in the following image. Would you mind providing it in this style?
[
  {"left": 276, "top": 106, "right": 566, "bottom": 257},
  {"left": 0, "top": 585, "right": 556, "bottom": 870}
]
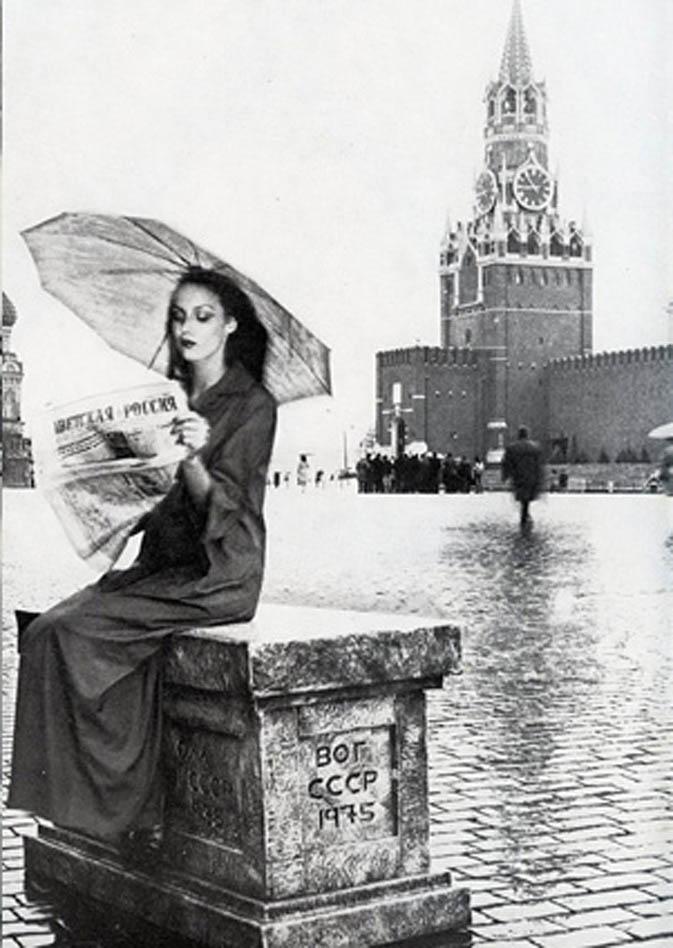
[
  {"left": 376, "top": 342, "right": 670, "bottom": 467},
  {"left": 545, "top": 346, "right": 673, "bottom": 459},
  {"left": 446, "top": 264, "right": 591, "bottom": 346},
  {"left": 376, "top": 347, "right": 490, "bottom": 458}
]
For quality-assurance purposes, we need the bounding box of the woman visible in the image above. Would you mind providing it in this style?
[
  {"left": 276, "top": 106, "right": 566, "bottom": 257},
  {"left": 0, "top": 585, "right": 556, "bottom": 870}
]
[{"left": 9, "top": 267, "right": 277, "bottom": 857}]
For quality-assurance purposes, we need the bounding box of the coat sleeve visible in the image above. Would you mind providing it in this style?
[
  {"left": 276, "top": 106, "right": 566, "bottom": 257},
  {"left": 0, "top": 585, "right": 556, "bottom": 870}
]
[{"left": 192, "top": 393, "right": 277, "bottom": 543}]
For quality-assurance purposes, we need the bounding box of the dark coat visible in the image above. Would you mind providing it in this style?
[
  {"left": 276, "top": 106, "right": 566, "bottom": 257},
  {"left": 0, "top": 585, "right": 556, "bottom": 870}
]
[
  {"left": 9, "top": 363, "right": 276, "bottom": 840},
  {"left": 502, "top": 437, "right": 544, "bottom": 502}
]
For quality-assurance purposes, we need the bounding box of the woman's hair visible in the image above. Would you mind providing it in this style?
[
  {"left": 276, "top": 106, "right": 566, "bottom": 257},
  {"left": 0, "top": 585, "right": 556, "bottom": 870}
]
[{"left": 166, "top": 267, "right": 268, "bottom": 384}]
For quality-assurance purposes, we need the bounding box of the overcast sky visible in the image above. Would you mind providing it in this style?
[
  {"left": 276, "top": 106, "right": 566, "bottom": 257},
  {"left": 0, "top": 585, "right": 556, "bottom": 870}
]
[{"left": 4, "top": 0, "right": 672, "bottom": 470}]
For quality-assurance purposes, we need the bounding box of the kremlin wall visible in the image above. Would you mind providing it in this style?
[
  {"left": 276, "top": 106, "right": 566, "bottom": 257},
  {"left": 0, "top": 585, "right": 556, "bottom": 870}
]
[{"left": 546, "top": 345, "right": 673, "bottom": 462}]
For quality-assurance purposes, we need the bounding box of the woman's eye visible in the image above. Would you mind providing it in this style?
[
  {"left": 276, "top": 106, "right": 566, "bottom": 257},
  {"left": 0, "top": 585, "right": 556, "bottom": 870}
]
[
  {"left": 196, "top": 310, "right": 214, "bottom": 322},
  {"left": 170, "top": 310, "right": 185, "bottom": 325}
]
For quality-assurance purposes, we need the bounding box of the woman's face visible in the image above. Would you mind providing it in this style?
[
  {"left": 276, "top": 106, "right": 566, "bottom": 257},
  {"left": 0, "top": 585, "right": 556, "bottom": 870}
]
[{"left": 169, "top": 283, "right": 235, "bottom": 366}]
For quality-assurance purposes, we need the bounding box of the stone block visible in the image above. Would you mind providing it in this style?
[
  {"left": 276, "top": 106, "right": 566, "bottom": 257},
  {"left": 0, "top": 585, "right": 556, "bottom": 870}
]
[{"left": 24, "top": 603, "right": 470, "bottom": 946}]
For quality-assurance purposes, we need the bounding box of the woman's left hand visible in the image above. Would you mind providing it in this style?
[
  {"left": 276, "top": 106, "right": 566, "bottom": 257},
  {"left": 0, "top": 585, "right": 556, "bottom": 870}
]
[{"left": 171, "top": 412, "right": 210, "bottom": 457}]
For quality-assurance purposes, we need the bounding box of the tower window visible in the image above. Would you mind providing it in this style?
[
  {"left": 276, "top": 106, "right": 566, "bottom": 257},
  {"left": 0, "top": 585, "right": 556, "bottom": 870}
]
[
  {"left": 488, "top": 97, "right": 495, "bottom": 119},
  {"left": 507, "top": 231, "right": 520, "bottom": 255},
  {"left": 465, "top": 329, "right": 472, "bottom": 345},
  {"left": 570, "top": 236, "right": 583, "bottom": 257},
  {"left": 527, "top": 231, "right": 541, "bottom": 255},
  {"left": 515, "top": 268, "right": 524, "bottom": 285},
  {"left": 502, "top": 87, "right": 516, "bottom": 116},
  {"left": 524, "top": 88, "right": 537, "bottom": 119},
  {"left": 566, "top": 271, "right": 573, "bottom": 286},
  {"left": 392, "top": 382, "right": 402, "bottom": 405},
  {"left": 550, "top": 232, "right": 564, "bottom": 257}
]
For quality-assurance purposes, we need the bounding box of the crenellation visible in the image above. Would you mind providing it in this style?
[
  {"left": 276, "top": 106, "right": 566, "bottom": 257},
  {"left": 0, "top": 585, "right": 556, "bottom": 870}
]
[{"left": 547, "top": 345, "right": 673, "bottom": 374}]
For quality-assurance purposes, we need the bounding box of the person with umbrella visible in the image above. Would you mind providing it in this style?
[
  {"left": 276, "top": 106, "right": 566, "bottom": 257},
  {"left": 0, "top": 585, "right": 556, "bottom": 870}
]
[{"left": 9, "top": 266, "right": 278, "bottom": 862}]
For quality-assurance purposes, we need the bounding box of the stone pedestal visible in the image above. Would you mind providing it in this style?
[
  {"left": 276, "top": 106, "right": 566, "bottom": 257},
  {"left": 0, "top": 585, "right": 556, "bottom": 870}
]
[{"left": 25, "top": 603, "right": 470, "bottom": 947}]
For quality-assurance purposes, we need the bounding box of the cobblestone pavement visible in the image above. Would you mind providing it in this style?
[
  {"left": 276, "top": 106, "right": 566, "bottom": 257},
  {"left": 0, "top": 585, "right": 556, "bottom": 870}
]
[{"left": 3, "top": 489, "right": 672, "bottom": 946}]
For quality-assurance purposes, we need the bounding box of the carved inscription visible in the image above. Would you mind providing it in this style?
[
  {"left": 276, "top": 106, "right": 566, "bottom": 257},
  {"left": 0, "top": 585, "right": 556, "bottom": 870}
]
[
  {"left": 301, "top": 726, "right": 396, "bottom": 846},
  {"left": 165, "top": 723, "right": 242, "bottom": 846}
]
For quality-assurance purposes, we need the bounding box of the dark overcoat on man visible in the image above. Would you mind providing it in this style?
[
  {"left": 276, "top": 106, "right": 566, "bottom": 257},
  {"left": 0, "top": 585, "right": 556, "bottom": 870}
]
[{"left": 502, "top": 431, "right": 544, "bottom": 502}]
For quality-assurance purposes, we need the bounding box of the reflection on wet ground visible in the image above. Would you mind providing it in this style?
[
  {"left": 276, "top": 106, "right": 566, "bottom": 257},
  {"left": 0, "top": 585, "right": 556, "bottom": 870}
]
[{"left": 3, "top": 490, "right": 672, "bottom": 946}]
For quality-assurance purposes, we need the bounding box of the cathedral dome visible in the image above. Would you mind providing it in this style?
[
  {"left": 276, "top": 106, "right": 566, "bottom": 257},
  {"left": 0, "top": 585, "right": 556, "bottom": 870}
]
[{"left": 3, "top": 292, "right": 18, "bottom": 327}]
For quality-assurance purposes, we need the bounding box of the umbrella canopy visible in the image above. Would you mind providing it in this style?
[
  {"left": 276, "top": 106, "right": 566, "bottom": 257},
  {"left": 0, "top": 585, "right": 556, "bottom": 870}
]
[
  {"left": 22, "top": 213, "right": 331, "bottom": 404},
  {"left": 647, "top": 422, "right": 673, "bottom": 440}
]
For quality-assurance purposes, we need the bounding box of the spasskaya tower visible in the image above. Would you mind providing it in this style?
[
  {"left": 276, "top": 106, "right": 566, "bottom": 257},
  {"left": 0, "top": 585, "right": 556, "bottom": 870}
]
[{"left": 438, "top": 0, "right": 593, "bottom": 456}]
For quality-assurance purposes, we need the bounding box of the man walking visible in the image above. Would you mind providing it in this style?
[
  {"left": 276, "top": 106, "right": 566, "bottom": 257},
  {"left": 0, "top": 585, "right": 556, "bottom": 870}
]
[{"left": 502, "top": 426, "right": 544, "bottom": 529}]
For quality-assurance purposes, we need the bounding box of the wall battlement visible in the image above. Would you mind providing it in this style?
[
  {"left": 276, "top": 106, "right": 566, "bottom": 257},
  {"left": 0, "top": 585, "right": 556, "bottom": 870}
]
[
  {"left": 377, "top": 346, "right": 482, "bottom": 369},
  {"left": 547, "top": 345, "right": 673, "bottom": 372}
]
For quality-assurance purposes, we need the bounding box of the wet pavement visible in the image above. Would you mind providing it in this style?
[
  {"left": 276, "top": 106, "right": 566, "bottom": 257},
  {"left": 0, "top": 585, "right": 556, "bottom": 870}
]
[{"left": 3, "top": 488, "right": 672, "bottom": 947}]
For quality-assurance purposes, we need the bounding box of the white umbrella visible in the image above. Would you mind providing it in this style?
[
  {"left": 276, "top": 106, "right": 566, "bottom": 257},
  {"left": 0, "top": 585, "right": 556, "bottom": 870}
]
[{"left": 647, "top": 422, "right": 673, "bottom": 440}]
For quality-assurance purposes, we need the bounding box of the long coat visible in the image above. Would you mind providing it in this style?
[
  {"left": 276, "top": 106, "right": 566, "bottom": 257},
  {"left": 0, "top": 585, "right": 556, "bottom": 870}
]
[
  {"left": 501, "top": 437, "right": 544, "bottom": 503},
  {"left": 9, "top": 363, "right": 276, "bottom": 841}
]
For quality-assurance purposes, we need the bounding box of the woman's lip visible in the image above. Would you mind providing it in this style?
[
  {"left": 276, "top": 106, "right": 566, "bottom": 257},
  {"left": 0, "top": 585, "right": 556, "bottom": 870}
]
[{"left": 180, "top": 339, "right": 196, "bottom": 347}]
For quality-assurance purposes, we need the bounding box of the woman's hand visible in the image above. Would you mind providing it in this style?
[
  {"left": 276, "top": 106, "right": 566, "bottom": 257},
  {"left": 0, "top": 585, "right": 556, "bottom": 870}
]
[{"left": 171, "top": 412, "right": 210, "bottom": 458}]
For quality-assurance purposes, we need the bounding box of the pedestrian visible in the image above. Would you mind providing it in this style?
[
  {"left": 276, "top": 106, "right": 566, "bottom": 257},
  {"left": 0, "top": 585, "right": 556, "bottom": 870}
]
[
  {"left": 296, "top": 453, "right": 310, "bottom": 492},
  {"left": 501, "top": 425, "right": 544, "bottom": 529},
  {"left": 658, "top": 437, "right": 673, "bottom": 496},
  {"left": 428, "top": 452, "right": 441, "bottom": 493},
  {"left": 457, "top": 456, "right": 473, "bottom": 493},
  {"left": 473, "top": 456, "right": 484, "bottom": 492},
  {"left": 356, "top": 455, "right": 369, "bottom": 493},
  {"left": 372, "top": 454, "right": 385, "bottom": 493},
  {"left": 382, "top": 456, "right": 394, "bottom": 493},
  {"left": 9, "top": 267, "right": 276, "bottom": 862},
  {"left": 393, "top": 453, "right": 405, "bottom": 493},
  {"left": 442, "top": 453, "right": 460, "bottom": 494}
]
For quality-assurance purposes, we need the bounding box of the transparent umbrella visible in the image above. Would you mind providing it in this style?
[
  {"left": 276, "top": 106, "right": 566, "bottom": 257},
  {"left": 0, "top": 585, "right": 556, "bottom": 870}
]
[{"left": 22, "top": 212, "right": 331, "bottom": 404}]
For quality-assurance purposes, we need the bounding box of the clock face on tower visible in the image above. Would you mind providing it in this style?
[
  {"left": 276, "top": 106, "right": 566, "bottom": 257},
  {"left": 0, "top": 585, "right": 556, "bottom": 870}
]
[
  {"left": 475, "top": 169, "right": 498, "bottom": 216},
  {"left": 513, "top": 160, "right": 552, "bottom": 211}
]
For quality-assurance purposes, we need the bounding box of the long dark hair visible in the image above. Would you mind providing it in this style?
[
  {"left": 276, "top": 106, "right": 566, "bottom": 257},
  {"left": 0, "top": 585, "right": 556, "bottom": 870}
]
[{"left": 166, "top": 267, "right": 268, "bottom": 384}]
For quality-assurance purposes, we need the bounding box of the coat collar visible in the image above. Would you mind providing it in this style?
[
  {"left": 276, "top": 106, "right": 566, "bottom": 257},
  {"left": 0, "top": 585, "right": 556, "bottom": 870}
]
[{"left": 189, "top": 362, "right": 255, "bottom": 414}]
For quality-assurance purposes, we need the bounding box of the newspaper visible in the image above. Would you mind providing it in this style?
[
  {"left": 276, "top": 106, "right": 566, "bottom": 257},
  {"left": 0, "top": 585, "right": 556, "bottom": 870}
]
[{"left": 35, "top": 381, "right": 189, "bottom": 568}]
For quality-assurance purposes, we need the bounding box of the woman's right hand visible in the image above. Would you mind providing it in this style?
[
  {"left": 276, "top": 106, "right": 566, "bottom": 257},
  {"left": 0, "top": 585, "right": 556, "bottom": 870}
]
[{"left": 171, "top": 412, "right": 211, "bottom": 457}]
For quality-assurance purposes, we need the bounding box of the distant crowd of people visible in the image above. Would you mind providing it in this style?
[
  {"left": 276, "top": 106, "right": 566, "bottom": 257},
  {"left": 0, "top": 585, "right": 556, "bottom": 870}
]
[{"left": 355, "top": 452, "right": 485, "bottom": 495}]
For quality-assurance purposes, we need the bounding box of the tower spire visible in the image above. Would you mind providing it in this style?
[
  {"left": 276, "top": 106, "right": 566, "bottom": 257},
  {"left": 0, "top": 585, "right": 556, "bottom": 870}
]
[{"left": 499, "top": 0, "right": 533, "bottom": 86}]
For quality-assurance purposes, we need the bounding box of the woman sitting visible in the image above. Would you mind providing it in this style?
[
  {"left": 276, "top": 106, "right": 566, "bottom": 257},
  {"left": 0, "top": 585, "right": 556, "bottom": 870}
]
[{"left": 9, "top": 267, "right": 277, "bottom": 859}]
